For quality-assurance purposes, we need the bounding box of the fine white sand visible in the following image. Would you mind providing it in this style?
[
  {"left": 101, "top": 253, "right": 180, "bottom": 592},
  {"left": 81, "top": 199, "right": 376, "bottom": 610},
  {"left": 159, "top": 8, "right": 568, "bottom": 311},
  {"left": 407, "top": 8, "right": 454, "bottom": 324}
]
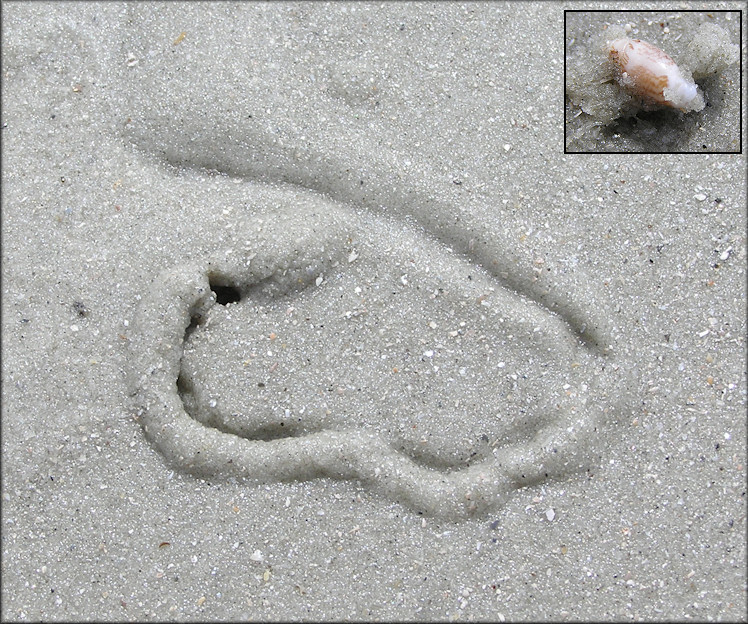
[{"left": 2, "top": 2, "right": 746, "bottom": 620}]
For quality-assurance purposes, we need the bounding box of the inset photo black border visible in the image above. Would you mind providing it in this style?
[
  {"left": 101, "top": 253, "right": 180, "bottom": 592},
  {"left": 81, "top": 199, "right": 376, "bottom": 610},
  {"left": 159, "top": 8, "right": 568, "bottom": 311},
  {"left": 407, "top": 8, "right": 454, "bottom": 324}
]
[{"left": 564, "top": 9, "right": 743, "bottom": 154}]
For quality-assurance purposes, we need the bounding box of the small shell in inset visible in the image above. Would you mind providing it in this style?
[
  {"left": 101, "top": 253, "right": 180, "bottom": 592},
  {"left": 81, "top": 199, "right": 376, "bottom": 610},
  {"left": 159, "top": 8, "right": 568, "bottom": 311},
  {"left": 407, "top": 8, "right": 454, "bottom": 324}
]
[{"left": 608, "top": 38, "right": 704, "bottom": 112}]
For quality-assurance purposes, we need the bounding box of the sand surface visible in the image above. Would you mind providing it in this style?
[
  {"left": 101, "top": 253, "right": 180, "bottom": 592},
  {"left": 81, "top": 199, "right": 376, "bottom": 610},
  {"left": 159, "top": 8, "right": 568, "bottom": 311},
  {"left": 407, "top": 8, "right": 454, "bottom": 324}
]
[{"left": 2, "top": 2, "right": 746, "bottom": 621}]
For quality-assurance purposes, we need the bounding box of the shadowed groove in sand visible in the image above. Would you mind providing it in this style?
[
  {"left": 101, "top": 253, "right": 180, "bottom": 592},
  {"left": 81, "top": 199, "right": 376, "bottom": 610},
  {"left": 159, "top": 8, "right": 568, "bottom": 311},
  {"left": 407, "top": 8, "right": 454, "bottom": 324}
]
[{"left": 128, "top": 176, "right": 628, "bottom": 520}]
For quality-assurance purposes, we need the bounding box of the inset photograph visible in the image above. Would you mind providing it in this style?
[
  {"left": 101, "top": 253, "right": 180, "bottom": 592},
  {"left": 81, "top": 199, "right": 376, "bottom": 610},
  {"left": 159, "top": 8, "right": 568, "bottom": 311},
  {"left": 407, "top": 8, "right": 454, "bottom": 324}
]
[{"left": 565, "top": 10, "right": 741, "bottom": 153}]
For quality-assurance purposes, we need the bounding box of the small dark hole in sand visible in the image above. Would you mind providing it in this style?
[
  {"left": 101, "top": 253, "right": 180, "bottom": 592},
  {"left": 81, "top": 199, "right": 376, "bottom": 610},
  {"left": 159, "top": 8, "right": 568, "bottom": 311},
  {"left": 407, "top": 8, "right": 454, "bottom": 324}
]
[{"left": 211, "top": 282, "right": 241, "bottom": 305}]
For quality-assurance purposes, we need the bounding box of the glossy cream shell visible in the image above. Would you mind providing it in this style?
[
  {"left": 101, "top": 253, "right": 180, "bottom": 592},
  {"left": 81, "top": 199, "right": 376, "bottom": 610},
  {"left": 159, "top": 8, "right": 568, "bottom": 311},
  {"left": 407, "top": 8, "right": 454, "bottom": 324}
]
[{"left": 608, "top": 38, "right": 700, "bottom": 111}]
